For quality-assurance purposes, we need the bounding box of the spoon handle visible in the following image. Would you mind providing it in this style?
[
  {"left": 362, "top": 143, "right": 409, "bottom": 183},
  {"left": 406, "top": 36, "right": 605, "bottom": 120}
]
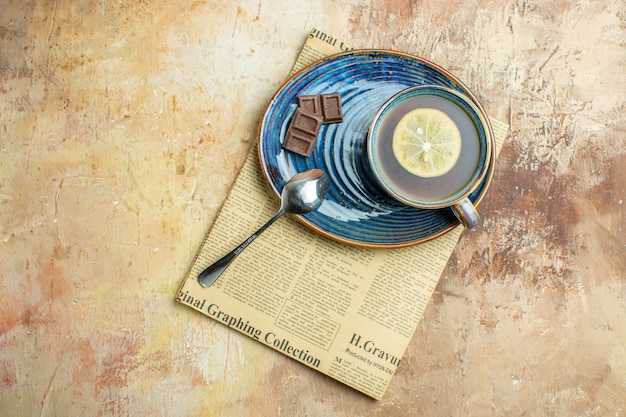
[{"left": 197, "top": 209, "right": 286, "bottom": 287}]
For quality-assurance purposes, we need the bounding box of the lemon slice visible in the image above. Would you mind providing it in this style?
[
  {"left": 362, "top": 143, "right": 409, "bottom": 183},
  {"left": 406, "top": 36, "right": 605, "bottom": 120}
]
[{"left": 392, "top": 108, "right": 462, "bottom": 178}]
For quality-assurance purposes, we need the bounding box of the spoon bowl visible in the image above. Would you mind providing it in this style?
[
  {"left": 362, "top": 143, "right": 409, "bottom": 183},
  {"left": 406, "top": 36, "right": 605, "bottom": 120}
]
[
  {"left": 281, "top": 169, "right": 330, "bottom": 213},
  {"left": 198, "top": 169, "right": 329, "bottom": 287}
]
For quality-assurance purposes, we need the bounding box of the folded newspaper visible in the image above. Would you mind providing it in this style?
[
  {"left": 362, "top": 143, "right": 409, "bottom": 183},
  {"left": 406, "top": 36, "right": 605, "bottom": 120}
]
[{"left": 177, "top": 28, "right": 508, "bottom": 400}]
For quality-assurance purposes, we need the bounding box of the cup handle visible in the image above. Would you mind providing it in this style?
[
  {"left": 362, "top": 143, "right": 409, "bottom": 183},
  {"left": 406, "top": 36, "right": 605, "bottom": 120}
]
[{"left": 452, "top": 198, "right": 480, "bottom": 229}]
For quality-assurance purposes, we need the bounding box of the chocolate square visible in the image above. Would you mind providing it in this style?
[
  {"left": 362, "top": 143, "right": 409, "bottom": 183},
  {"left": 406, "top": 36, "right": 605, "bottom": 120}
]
[
  {"left": 282, "top": 129, "right": 316, "bottom": 156},
  {"left": 321, "top": 93, "right": 343, "bottom": 123},
  {"left": 298, "top": 95, "right": 322, "bottom": 117},
  {"left": 290, "top": 108, "right": 323, "bottom": 136}
]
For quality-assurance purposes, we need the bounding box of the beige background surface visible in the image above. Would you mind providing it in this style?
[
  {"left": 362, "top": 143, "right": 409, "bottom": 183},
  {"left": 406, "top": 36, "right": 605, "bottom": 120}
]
[{"left": 1, "top": 0, "right": 624, "bottom": 416}]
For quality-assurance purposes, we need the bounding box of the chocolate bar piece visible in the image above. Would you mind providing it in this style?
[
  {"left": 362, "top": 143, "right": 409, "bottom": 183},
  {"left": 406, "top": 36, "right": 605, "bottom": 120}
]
[
  {"left": 282, "top": 108, "right": 323, "bottom": 157},
  {"left": 297, "top": 93, "right": 344, "bottom": 124},
  {"left": 321, "top": 93, "right": 343, "bottom": 123},
  {"left": 298, "top": 95, "right": 322, "bottom": 116},
  {"left": 282, "top": 129, "right": 316, "bottom": 156},
  {"left": 282, "top": 93, "right": 343, "bottom": 157},
  {"left": 290, "top": 108, "right": 323, "bottom": 136}
]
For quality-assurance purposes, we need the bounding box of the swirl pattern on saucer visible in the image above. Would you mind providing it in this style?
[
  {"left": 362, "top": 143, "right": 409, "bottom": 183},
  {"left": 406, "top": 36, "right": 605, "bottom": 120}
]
[{"left": 259, "top": 50, "right": 493, "bottom": 247}]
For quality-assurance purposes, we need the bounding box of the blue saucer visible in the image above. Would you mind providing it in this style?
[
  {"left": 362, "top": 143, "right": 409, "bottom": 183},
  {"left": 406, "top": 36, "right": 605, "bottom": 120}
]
[{"left": 258, "top": 50, "right": 494, "bottom": 248}]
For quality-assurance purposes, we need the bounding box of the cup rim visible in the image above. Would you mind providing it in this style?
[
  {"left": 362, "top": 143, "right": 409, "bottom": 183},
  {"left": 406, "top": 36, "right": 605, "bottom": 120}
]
[{"left": 367, "top": 85, "right": 495, "bottom": 209}]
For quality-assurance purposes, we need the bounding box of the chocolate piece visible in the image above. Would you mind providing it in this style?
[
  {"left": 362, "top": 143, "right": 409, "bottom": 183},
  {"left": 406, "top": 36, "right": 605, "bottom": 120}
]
[
  {"left": 290, "top": 108, "right": 323, "bottom": 136},
  {"left": 282, "top": 94, "right": 343, "bottom": 157},
  {"left": 282, "top": 129, "right": 316, "bottom": 156},
  {"left": 321, "top": 93, "right": 343, "bottom": 123},
  {"left": 298, "top": 95, "right": 322, "bottom": 116}
]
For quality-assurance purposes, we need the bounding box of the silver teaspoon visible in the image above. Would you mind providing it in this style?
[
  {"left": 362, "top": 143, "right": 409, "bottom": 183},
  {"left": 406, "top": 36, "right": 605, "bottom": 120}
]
[{"left": 198, "top": 169, "right": 330, "bottom": 287}]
